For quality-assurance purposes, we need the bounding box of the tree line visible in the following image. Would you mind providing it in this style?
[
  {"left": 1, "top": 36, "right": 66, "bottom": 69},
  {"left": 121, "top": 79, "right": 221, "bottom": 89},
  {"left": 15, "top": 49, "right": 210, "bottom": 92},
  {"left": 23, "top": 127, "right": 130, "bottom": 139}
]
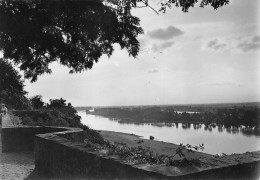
[{"left": 87, "top": 106, "right": 260, "bottom": 128}]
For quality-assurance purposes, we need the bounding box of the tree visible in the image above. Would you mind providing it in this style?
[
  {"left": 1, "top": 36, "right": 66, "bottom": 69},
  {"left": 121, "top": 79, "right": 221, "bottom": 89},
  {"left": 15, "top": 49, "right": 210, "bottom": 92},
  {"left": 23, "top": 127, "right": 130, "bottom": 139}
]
[
  {"left": 30, "top": 95, "right": 44, "bottom": 109},
  {"left": 0, "top": 58, "right": 30, "bottom": 109},
  {"left": 48, "top": 98, "right": 67, "bottom": 108},
  {"left": 0, "top": 0, "right": 229, "bottom": 82}
]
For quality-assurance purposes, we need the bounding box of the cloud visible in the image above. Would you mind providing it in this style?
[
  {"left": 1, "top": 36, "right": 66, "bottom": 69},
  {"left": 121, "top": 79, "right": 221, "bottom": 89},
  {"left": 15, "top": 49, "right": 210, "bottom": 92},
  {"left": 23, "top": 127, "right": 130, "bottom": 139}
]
[
  {"left": 152, "top": 41, "right": 175, "bottom": 52},
  {"left": 207, "top": 39, "right": 227, "bottom": 51},
  {"left": 148, "top": 26, "right": 183, "bottom": 40},
  {"left": 237, "top": 42, "right": 260, "bottom": 52},
  {"left": 147, "top": 69, "right": 159, "bottom": 74},
  {"left": 252, "top": 35, "right": 260, "bottom": 42},
  {"left": 237, "top": 35, "right": 260, "bottom": 52},
  {"left": 203, "top": 35, "right": 260, "bottom": 53}
]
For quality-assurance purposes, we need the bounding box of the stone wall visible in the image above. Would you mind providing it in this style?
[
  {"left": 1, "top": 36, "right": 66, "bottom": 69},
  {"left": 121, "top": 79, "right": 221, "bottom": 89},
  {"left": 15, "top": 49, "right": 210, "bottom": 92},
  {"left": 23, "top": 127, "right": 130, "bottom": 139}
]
[
  {"left": 181, "top": 161, "right": 260, "bottom": 179},
  {"left": 1, "top": 126, "right": 165, "bottom": 179},
  {"left": 1, "top": 125, "right": 259, "bottom": 179},
  {"left": 34, "top": 134, "right": 165, "bottom": 179},
  {"left": 1, "top": 126, "right": 77, "bottom": 152}
]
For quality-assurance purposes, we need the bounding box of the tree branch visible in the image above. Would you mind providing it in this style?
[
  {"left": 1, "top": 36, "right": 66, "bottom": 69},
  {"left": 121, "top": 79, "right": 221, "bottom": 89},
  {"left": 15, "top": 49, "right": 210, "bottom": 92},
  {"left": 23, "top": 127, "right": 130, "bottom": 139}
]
[{"left": 140, "top": 0, "right": 159, "bottom": 15}]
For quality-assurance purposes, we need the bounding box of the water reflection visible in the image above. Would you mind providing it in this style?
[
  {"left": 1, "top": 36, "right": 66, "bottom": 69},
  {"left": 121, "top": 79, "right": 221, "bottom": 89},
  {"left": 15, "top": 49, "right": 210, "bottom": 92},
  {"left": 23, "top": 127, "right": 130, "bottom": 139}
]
[
  {"left": 109, "top": 117, "right": 260, "bottom": 137},
  {"left": 175, "top": 122, "right": 179, "bottom": 128},
  {"left": 78, "top": 111, "right": 260, "bottom": 154},
  {"left": 241, "top": 127, "right": 260, "bottom": 137},
  {"left": 231, "top": 126, "right": 239, "bottom": 134},
  {"left": 182, "top": 123, "right": 191, "bottom": 129}
]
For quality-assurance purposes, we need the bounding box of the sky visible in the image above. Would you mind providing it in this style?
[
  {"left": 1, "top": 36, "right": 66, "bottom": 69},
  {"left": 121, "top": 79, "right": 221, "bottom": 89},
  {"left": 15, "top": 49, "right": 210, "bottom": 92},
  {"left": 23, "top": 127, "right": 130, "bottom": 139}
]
[{"left": 17, "top": 0, "right": 260, "bottom": 106}]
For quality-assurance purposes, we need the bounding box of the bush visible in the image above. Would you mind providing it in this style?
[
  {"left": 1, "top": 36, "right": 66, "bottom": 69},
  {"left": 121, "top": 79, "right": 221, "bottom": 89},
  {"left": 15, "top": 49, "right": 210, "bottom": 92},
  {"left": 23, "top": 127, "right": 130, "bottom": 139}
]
[
  {"left": 14, "top": 99, "right": 107, "bottom": 146},
  {"left": 81, "top": 125, "right": 107, "bottom": 145},
  {"left": 22, "top": 116, "right": 35, "bottom": 126}
]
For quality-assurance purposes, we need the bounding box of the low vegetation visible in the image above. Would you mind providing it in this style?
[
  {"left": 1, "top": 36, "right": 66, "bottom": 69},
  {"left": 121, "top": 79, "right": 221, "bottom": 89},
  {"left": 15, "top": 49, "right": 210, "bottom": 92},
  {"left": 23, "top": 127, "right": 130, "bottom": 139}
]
[
  {"left": 85, "top": 140, "right": 205, "bottom": 167},
  {"left": 12, "top": 97, "right": 105, "bottom": 145},
  {"left": 14, "top": 98, "right": 81, "bottom": 127}
]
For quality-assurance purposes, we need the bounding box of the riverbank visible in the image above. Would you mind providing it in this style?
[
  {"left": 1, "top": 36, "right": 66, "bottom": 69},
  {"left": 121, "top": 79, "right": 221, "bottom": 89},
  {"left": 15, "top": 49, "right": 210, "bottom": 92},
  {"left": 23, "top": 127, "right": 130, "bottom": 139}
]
[{"left": 100, "top": 130, "right": 260, "bottom": 177}]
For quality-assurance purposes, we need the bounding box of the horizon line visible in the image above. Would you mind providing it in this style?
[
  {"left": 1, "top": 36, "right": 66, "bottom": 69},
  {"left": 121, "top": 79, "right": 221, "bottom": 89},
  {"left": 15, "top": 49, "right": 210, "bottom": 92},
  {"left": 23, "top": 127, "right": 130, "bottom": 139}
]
[{"left": 75, "top": 101, "right": 260, "bottom": 108}]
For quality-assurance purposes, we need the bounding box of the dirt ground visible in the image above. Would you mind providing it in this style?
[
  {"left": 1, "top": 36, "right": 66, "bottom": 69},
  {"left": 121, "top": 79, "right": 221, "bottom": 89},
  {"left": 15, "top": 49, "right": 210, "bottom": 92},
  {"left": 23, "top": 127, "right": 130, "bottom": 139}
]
[
  {"left": 0, "top": 132, "right": 35, "bottom": 180},
  {"left": 0, "top": 114, "right": 34, "bottom": 180}
]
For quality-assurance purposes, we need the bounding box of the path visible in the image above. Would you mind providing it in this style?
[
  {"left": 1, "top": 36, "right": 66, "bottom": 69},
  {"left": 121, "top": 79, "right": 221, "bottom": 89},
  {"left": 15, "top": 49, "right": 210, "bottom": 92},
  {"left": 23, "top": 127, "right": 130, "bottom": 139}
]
[
  {"left": 1, "top": 114, "right": 14, "bottom": 127},
  {"left": 0, "top": 114, "right": 35, "bottom": 180}
]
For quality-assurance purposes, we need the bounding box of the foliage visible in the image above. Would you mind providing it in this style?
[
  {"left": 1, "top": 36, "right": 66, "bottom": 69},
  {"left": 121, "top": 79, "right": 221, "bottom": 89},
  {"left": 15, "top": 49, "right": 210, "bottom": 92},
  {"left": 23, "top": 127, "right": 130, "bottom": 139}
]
[
  {"left": 105, "top": 142, "right": 204, "bottom": 166},
  {"left": 82, "top": 126, "right": 108, "bottom": 146},
  {"left": 15, "top": 97, "right": 106, "bottom": 144},
  {"left": 14, "top": 98, "right": 80, "bottom": 126},
  {"left": 47, "top": 98, "right": 67, "bottom": 108},
  {"left": 172, "top": 143, "right": 204, "bottom": 159},
  {"left": 30, "top": 95, "right": 44, "bottom": 109},
  {"left": 0, "top": 0, "right": 143, "bottom": 82},
  {"left": 0, "top": 58, "right": 30, "bottom": 109},
  {"left": 0, "top": 0, "right": 229, "bottom": 81},
  {"left": 105, "top": 0, "right": 229, "bottom": 13},
  {"left": 158, "top": 0, "right": 229, "bottom": 13}
]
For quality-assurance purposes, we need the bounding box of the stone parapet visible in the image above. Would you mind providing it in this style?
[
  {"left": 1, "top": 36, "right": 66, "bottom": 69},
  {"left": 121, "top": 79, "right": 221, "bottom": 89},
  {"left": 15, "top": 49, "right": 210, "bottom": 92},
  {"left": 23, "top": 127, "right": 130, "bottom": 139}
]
[
  {"left": 1, "top": 126, "right": 83, "bottom": 152},
  {"left": 1, "top": 124, "right": 259, "bottom": 179},
  {"left": 34, "top": 134, "right": 165, "bottom": 179}
]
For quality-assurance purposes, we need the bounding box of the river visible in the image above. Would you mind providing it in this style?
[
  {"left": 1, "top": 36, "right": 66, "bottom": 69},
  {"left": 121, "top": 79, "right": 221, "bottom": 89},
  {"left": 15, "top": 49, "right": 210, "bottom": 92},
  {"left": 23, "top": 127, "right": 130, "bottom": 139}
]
[{"left": 78, "top": 111, "right": 260, "bottom": 155}]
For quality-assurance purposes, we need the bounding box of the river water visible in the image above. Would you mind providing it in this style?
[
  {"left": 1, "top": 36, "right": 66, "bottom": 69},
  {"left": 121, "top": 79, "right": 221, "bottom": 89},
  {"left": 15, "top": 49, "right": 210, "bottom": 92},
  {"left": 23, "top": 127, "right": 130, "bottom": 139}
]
[{"left": 78, "top": 111, "right": 260, "bottom": 155}]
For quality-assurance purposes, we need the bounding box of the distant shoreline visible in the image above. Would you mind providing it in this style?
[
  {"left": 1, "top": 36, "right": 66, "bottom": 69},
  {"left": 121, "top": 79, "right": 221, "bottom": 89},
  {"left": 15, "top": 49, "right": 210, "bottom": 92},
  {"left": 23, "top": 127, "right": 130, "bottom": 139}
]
[{"left": 75, "top": 101, "right": 260, "bottom": 110}]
